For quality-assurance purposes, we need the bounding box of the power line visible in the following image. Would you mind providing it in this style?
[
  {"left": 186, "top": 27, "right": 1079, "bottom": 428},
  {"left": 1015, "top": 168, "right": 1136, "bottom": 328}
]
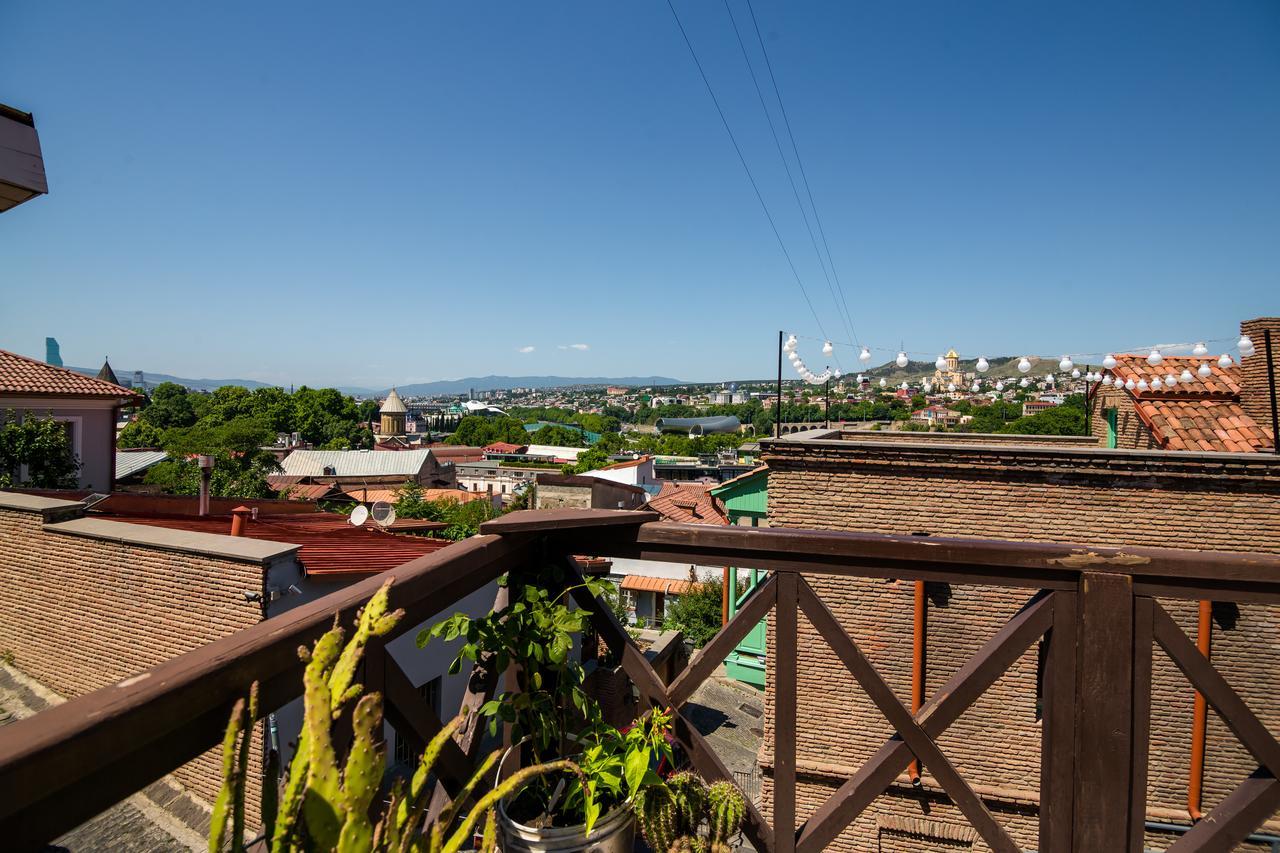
[
  {"left": 664, "top": 0, "right": 831, "bottom": 346},
  {"left": 720, "top": 0, "right": 855, "bottom": 356},
  {"left": 744, "top": 0, "right": 861, "bottom": 348}
]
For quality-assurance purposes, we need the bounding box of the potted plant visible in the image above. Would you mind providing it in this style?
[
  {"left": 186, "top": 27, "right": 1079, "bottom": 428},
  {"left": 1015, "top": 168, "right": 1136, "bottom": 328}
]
[
  {"left": 635, "top": 771, "right": 747, "bottom": 853},
  {"left": 420, "top": 563, "right": 672, "bottom": 851},
  {"left": 208, "top": 579, "right": 578, "bottom": 853}
]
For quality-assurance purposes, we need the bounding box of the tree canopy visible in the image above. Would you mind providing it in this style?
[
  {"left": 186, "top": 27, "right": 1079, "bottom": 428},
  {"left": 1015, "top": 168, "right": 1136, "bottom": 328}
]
[{"left": 0, "top": 411, "right": 80, "bottom": 489}]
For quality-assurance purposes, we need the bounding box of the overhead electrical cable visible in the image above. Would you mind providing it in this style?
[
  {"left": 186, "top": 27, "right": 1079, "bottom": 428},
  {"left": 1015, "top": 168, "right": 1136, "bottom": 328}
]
[
  {"left": 720, "top": 0, "right": 855, "bottom": 356},
  {"left": 664, "top": 0, "right": 832, "bottom": 347},
  {"left": 744, "top": 0, "right": 861, "bottom": 349}
]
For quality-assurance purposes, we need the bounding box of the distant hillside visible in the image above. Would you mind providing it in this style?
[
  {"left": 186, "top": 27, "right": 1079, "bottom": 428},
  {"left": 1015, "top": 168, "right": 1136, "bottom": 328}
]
[
  {"left": 388, "top": 375, "right": 685, "bottom": 396},
  {"left": 69, "top": 366, "right": 277, "bottom": 392},
  {"left": 859, "top": 355, "right": 1057, "bottom": 383}
]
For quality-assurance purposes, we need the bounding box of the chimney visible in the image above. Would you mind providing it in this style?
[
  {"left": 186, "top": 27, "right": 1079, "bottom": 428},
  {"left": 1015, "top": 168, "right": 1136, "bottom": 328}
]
[
  {"left": 1239, "top": 317, "right": 1280, "bottom": 444},
  {"left": 197, "top": 455, "right": 215, "bottom": 516},
  {"left": 230, "top": 505, "right": 252, "bottom": 537}
]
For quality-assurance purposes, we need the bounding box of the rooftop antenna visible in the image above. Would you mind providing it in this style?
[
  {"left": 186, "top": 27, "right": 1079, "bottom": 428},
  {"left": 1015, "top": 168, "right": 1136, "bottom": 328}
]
[
  {"left": 370, "top": 501, "right": 397, "bottom": 528},
  {"left": 349, "top": 505, "right": 369, "bottom": 527}
]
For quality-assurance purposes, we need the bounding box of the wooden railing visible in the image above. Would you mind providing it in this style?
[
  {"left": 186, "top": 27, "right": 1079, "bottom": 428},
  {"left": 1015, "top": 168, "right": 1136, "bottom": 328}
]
[{"left": 2, "top": 507, "right": 1280, "bottom": 852}]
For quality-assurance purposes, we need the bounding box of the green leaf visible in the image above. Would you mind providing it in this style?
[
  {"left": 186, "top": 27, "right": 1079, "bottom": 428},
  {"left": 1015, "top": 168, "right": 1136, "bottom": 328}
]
[{"left": 624, "top": 747, "right": 648, "bottom": 796}]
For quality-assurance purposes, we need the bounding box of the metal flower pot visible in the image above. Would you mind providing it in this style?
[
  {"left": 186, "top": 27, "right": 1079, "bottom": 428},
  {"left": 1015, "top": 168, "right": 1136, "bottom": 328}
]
[{"left": 495, "top": 799, "right": 635, "bottom": 853}]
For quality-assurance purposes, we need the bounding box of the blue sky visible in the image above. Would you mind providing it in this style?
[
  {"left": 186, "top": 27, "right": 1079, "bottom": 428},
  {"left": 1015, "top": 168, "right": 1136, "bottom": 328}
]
[{"left": 3, "top": 1, "right": 1277, "bottom": 387}]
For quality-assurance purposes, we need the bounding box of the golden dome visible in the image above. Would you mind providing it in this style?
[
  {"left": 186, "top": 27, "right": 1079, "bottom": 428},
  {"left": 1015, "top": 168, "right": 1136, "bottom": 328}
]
[{"left": 946, "top": 349, "right": 958, "bottom": 359}]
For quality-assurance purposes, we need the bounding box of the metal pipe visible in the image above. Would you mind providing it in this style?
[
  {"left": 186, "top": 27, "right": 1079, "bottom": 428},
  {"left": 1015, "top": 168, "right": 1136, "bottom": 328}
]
[
  {"left": 1187, "top": 598, "right": 1212, "bottom": 820},
  {"left": 1145, "top": 820, "right": 1280, "bottom": 852},
  {"left": 776, "top": 330, "right": 783, "bottom": 439},
  {"left": 1266, "top": 330, "right": 1278, "bottom": 455},
  {"left": 909, "top": 578, "right": 926, "bottom": 785}
]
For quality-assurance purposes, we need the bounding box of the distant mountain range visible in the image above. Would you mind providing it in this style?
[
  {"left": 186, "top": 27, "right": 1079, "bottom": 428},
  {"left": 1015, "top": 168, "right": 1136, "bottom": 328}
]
[{"left": 68, "top": 367, "right": 685, "bottom": 397}]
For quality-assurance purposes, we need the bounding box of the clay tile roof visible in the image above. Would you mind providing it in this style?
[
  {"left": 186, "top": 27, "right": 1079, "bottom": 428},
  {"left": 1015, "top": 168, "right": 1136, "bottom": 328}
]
[
  {"left": 0, "top": 349, "right": 139, "bottom": 399},
  {"left": 483, "top": 442, "right": 526, "bottom": 454},
  {"left": 620, "top": 575, "right": 699, "bottom": 595},
  {"left": 647, "top": 481, "right": 728, "bottom": 525},
  {"left": 1108, "top": 355, "right": 1274, "bottom": 453}
]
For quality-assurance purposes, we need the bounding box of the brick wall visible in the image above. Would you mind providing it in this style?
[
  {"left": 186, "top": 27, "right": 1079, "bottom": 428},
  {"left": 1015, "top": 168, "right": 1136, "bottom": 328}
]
[
  {"left": 1240, "top": 317, "right": 1280, "bottom": 433},
  {"left": 757, "top": 438, "right": 1280, "bottom": 851},
  {"left": 1090, "top": 383, "right": 1161, "bottom": 449},
  {"left": 0, "top": 495, "right": 276, "bottom": 826}
]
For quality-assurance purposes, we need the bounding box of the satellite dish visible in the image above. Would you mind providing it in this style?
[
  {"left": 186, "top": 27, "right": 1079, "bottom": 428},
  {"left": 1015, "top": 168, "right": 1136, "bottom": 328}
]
[
  {"left": 371, "top": 501, "right": 397, "bottom": 527},
  {"left": 350, "top": 505, "right": 369, "bottom": 527}
]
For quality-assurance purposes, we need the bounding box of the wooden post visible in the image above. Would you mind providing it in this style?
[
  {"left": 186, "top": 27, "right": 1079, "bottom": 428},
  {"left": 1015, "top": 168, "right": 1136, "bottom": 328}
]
[
  {"left": 1039, "top": 591, "right": 1076, "bottom": 853},
  {"left": 1072, "top": 572, "right": 1135, "bottom": 850},
  {"left": 775, "top": 572, "right": 798, "bottom": 853}
]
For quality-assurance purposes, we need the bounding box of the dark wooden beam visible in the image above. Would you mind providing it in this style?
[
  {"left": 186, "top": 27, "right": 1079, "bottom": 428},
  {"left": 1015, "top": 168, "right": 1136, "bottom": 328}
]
[
  {"left": 774, "top": 572, "right": 798, "bottom": 853},
  {"left": 479, "top": 508, "right": 658, "bottom": 534},
  {"left": 796, "top": 592, "right": 1053, "bottom": 853},
  {"left": 1038, "top": 590, "right": 1076, "bottom": 853},
  {"left": 0, "top": 533, "right": 534, "bottom": 850},
  {"left": 1165, "top": 769, "right": 1280, "bottom": 853},
  {"left": 1129, "top": 596, "right": 1154, "bottom": 853},
  {"left": 667, "top": 573, "right": 778, "bottom": 708}
]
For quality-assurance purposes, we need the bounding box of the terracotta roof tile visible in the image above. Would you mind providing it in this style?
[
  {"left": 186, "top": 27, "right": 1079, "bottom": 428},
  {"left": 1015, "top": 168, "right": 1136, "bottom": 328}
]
[
  {"left": 619, "top": 575, "right": 699, "bottom": 595},
  {"left": 0, "top": 349, "right": 140, "bottom": 398},
  {"left": 646, "top": 482, "right": 728, "bottom": 525}
]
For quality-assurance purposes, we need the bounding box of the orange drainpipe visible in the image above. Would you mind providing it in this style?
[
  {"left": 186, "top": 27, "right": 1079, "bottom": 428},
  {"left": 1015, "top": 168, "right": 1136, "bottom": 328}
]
[
  {"left": 230, "top": 505, "right": 252, "bottom": 537},
  {"left": 910, "top": 579, "right": 926, "bottom": 784},
  {"left": 1188, "top": 599, "right": 1212, "bottom": 820}
]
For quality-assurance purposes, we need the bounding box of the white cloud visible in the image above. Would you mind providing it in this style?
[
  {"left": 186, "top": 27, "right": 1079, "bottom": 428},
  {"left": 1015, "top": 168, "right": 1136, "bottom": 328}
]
[
  {"left": 569, "top": 343, "right": 589, "bottom": 351},
  {"left": 517, "top": 345, "right": 536, "bottom": 354}
]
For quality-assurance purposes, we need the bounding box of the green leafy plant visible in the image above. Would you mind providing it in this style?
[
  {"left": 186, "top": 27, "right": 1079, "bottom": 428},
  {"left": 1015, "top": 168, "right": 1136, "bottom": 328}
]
[
  {"left": 635, "top": 772, "right": 746, "bottom": 853},
  {"left": 419, "top": 565, "right": 672, "bottom": 832},
  {"left": 209, "top": 579, "right": 579, "bottom": 852}
]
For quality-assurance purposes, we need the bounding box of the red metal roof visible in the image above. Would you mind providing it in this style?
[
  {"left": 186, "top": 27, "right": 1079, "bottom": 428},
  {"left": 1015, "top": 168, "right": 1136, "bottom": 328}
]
[
  {"left": 483, "top": 442, "right": 526, "bottom": 454},
  {"left": 0, "top": 349, "right": 141, "bottom": 399},
  {"left": 1107, "top": 355, "right": 1274, "bottom": 453},
  {"left": 96, "top": 509, "right": 453, "bottom": 579}
]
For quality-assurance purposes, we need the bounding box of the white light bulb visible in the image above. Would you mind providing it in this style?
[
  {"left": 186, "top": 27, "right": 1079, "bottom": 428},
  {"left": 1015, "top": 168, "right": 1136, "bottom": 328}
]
[
  {"left": 859, "top": 346, "right": 872, "bottom": 363},
  {"left": 1180, "top": 369, "right": 1194, "bottom": 384},
  {"left": 923, "top": 382, "right": 932, "bottom": 393},
  {"left": 1218, "top": 353, "right": 1233, "bottom": 369},
  {"left": 783, "top": 335, "right": 797, "bottom": 352},
  {"left": 879, "top": 378, "right": 887, "bottom": 388},
  {"left": 856, "top": 374, "right": 865, "bottom": 383},
  {"left": 1059, "top": 355, "right": 1073, "bottom": 372},
  {"left": 1102, "top": 353, "right": 1117, "bottom": 370},
  {"left": 1147, "top": 348, "right": 1163, "bottom": 366},
  {"left": 1137, "top": 379, "right": 1149, "bottom": 391},
  {"left": 1164, "top": 373, "right": 1178, "bottom": 388},
  {"left": 1125, "top": 378, "right": 1136, "bottom": 391},
  {"left": 900, "top": 381, "right": 909, "bottom": 390},
  {"left": 833, "top": 369, "right": 842, "bottom": 379},
  {"left": 976, "top": 357, "right": 990, "bottom": 373},
  {"left": 1102, "top": 374, "right": 1112, "bottom": 386},
  {"left": 1198, "top": 362, "right": 1211, "bottom": 378},
  {"left": 935, "top": 355, "right": 947, "bottom": 370},
  {"left": 788, "top": 350, "right": 799, "bottom": 362},
  {"left": 1239, "top": 335, "right": 1255, "bottom": 358},
  {"left": 996, "top": 381, "right": 1005, "bottom": 391},
  {"left": 1020, "top": 378, "right": 1030, "bottom": 387},
  {"left": 1071, "top": 368, "right": 1081, "bottom": 379},
  {"left": 971, "top": 381, "right": 980, "bottom": 392},
  {"left": 896, "top": 351, "right": 909, "bottom": 368},
  {"left": 1046, "top": 373, "right": 1055, "bottom": 383},
  {"left": 1018, "top": 357, "right": 1032, "bottom": 373},
  {"left": 947, "top": 382, "right": 956, "bottom": 392},
  {"left": 822, "top": 340, "right": 834, "bottom": 356},
  {"left": 1192, "top": 342, "right": 1208, "bottom": 357}
]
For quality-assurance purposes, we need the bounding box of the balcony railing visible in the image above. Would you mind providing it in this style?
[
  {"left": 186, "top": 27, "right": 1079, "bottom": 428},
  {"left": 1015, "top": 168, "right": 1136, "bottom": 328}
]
[{"left": 2, "top": 507, "right": 1279, "bottom": 852}]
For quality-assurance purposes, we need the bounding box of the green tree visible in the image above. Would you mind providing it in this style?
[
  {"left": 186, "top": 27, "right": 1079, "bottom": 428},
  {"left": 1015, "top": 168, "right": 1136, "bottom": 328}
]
[
  {"left": 140, "top": 382, "right": 197, "bottom": 429},
  {"left": 144, "top": 417, "right": 280, "bottom": 499},
  {"left": 528, "top": 425, "right": 587, "bottom": 448},
  {"left": 662, "top": 573, "right": 725, "bottom": 648},
  {"left": 117, "top": 419, "right": 165, "bottom": 449},
  {"left": 0, "top": 411, "right": 80, "bottom": 488},
  {"left": 447, "top": 416, "right": 528, "bottom": 447}
]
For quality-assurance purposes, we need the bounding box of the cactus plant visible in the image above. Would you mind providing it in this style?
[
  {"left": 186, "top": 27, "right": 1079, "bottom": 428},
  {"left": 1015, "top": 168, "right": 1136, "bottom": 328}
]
[
  {"left": 634, "top": 772, "right": 747, "bottom": 853},
  {"left": 208, "top": 578, "right": 582, "bottom": 853}
]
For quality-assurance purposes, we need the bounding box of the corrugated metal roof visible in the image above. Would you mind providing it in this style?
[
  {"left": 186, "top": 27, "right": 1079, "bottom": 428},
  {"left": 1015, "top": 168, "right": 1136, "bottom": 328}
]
[
  {"left": 524, "top": 445, "right": 586, "bottom": 461},
  {"left": 114, "top": 450, "right": 169, "bottom": 480},
  {"left": 280, "top": 449, "right": 433, "bottom": 477}
]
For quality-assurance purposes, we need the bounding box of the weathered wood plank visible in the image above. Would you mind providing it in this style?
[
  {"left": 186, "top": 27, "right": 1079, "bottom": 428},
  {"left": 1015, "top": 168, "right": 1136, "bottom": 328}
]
[
  {"left": 1128, "top": 596, "right": 1154, "bottom": 853},
  {"left": 774, "top": 573, "right": 798, "bottom": 853},
  {"left": 1165, "top": 769, "right": 1280, "bottom": 853},
  {"left": 1072, "top": 573, "right": 1134, "bottom": 851},
  {"left": 1153, "top": 603, "right": 1280, "bottom": 777},
  {"left": 381, "top": 650, "right": 474, "bottom": 791},
  {"left": 479, "top": 508, "right": 658, "bottom": 534},
  {"left": 0, "top": 533, "right": 534, "bottom": 850},
  {"left": 796, "top": 592, "right": 1053, "bottom": 853},
  {"left": 1038, "top": 591, "right": 1076, "bottom": 853},
  {"left": 798, "top": 579, "right": 1019, "bottom": 853},
  {"left": 668, "top": 573, "right": 778, "bottom": 708}
]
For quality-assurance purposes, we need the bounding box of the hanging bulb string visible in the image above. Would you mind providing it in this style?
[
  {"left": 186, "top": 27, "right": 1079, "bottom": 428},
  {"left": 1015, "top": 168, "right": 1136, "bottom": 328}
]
[{"left": 783, "top": 333, "right": 1241, "bottom": 362}]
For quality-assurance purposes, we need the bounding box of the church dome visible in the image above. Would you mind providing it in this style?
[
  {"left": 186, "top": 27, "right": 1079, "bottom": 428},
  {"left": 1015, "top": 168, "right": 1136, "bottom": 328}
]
[
  {"left": 946, "top": 349, "right": 959, "bottom": 359},
  {"left": 380, "top": 387, "right": 408, "bottom": 414}
]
